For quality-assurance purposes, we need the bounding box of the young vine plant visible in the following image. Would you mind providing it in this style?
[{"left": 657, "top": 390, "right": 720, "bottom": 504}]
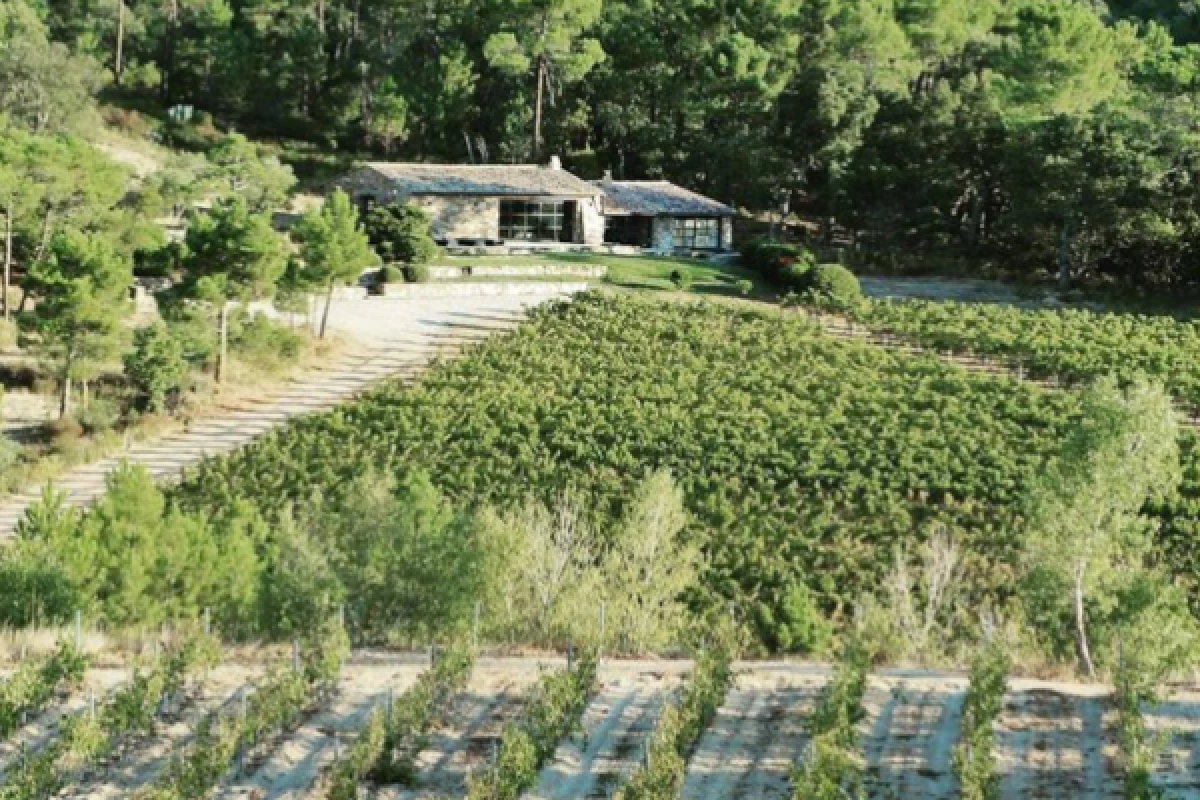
[
  {"left": 953, "top": 642, "right": 1010, "bottom": 800},
  {"left": 136, "top": 617, "right": 348, "bottom": 800},
  {"left": 322, "top": 644, "right": 473, "bottom": 799},
  {"left": 465, "top": 651, "right": 598, "bottom": 800},
  {"left": 0, "top": 641, "right": 88, "bottom": 741},
  {"left": 612, "top": 632, "right": 736, "bottom": 800},
  {"left": 790, "top": 636, "right": 872, "bottom": 800},
  {"left": 0, "top": 630, "right": 218, "bottom": 800}
]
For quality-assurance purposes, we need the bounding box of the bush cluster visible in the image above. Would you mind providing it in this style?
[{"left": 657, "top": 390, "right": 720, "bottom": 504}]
[{"left": 740, "top": 239, "right": 862, "bottom": 308}]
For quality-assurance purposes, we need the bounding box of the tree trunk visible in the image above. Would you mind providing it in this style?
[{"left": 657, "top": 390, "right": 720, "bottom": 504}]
[
  {"left": 215, "top": 304, "right": 228, "bottom": 384},
  {"left": 35, "top": 208, "right": 53, "bottom": 264},
  {"left": 532, "top": 54, "right": 546, "bottom": 161},
  {"left": 1073, "top": 560, "right": 1096, "bottom": 679},
  {"left": 319, "top": 279, "right": 334, "bottom": 339},
  {"left": 3, "top": 194, "right": 12, "bottom": 321},
  {"left": 59, "top": 372, "right": 71, "bottom": 419},
  {"left": 114, "top": 0, "right": 125, "bottom": 87}
]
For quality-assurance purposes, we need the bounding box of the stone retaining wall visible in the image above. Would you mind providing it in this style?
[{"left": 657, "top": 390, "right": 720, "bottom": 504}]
[
  {"left": 380, "top": 282, "right": 590, "bottom": 299},
  {"left": 427, "top": 264, "right": 607, "bottom": 279}
]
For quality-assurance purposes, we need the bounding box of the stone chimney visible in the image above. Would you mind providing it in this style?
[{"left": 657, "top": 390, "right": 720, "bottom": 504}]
[{"left": 548, "top": 155, "right": 562, "bottom": 170}]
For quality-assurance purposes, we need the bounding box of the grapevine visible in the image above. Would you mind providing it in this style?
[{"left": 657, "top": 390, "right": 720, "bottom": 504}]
[
  {"left": 953, "top": 642, "right": 1010, "bottom": 800},
  {"left": 322, "top": 644, "right": 473, "bottom": 798},
  {"left": 139, "top": 618, "right": 348, "bottom": 800},
  {"left": 612, "top": 633, "right": 735, "bottom": 800},
  {"left": 465, "top": 651, "right": 597, "bottom": 800},
  {"left": 0, "top": 642, "right": 88, "bottom": 741},
  {"left": 790, "top": 636, "right": 872, "bottom": 800},
  {"left": 0, "top": 630, "right": 218, "bottom": 800}
]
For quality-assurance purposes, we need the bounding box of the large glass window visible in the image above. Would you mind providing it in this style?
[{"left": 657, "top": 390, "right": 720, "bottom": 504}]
[
  {"left": 500, "top": 200, "right": 566, "bottom": 241},
  {"left": 671, "top": 218, "right": 719, "bottom": 249}
]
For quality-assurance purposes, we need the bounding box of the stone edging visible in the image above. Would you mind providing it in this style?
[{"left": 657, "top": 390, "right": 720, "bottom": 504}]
[{"left": 380, "top": 281, "right": 591, "bottom": 298}]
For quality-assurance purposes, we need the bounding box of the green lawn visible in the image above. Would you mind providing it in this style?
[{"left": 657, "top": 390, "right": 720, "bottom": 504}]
[{"left": 440, "top": 252, "right": 770, "bottom": 299}]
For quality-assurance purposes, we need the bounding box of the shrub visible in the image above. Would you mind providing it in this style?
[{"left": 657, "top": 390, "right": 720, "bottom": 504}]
[
  {"left": 803, "top": 264, "right": 862, "bottom": 311},
  {"left": 75, "top": 397, "right": 122, "bottom": 435},
  {"left": 402, "top": 263, "right": 431, "bottom": 284},
  {"left": 379, "top": 264, "right": 402, "bottom": 284},
  {"left": 125, "top": 323, "right": 189, "bottom": 412},
  {"left": 365, "top": 203, "right": 439, "bottom": 265},
  {"left": 669, "top": 268, "right": 692, "bottom": 291},
  {"left": 781, "top": 261, "right": 814, "bottom": 292},
  {"left": 740, "top": 239, "right": 814, "bottom": 282},
  {"left": 228, "top": 312, "right": 304, "bottom": 373}
]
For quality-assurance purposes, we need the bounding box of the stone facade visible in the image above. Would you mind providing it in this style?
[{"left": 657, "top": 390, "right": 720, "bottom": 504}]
[{"left": 337, "top": 166, "right": 605, "bottom": 247}]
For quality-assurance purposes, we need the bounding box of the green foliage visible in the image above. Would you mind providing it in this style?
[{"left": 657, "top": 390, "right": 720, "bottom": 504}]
[
  {"left": 953, "top": 642, "right": 1011, "bottom": 800},
  {"left": 369, "top": 645, "right": 473, "bottom": 785},
  {"left": 669, "top": 268, "right": 691, "bottom": 291},
  {"left": 141, "top": 620, "right": 346, "bottom": 800},
  {"left": 0, "top": 631, "right": 215, "bottom": 800},
  {"left": 1020, "top": 379, "right": 1180, "bottom": 676},
  {"left": 790, "top": 636, "right": 873, "bottom": 800},
  {"left": 169, "top": 294, "right": 1086, "bottom": 649},
  {"left": 802, "top": 265, "right": 862, "bottom": 312},
  {"left": 379, "top": 264, "right": 403, "bottom": 285},
  {"left": 291, "top": 189, "right": 379, "bottom": 292},
  {"left": 364, "top": 204, "right": 439, "bottom": 266},
  {"left": 124, "top": 323, "right": 188, "bottom": 413},
  {"left": 180, "top": 197, "right": 287, "bottom": 304},
  {"left": 402, "top": 263, "right": 432, "bottom": 284},
  {"left": 854, "top": 300, "right": 1200, "bottom": 412},
  {"left": 7, "top": 466, "right": 261, "bottom": 633},
  {"left": 0, "top": 641, "right": 87, "bottom": 741},
  {"left": 612, "top": 631, "right": 735, "bottom": 800},
  {"left": 739, "top": 240, "right": 815, "bottom": 284},
  {"left": 18, "top": 230, "right": 133, "bottom": 415},
  {"left": 466, "top": 653, "right": 597, "bottom": 800},
  {"left": 322, "top": 471, "right": 496, "bottom": 644}
]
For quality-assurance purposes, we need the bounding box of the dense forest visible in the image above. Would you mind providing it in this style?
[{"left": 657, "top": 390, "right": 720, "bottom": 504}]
[{"left": 6, "top": 0, "right": 1200, "bottom": 286}]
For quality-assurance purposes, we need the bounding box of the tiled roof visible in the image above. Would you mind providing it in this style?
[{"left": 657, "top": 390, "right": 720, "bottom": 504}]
[
  {"left": 597, "top": 180, "right": 734, "bottom": 216},
  {"left": 363, "top": 163, "right": 601, "bottom": 197}
]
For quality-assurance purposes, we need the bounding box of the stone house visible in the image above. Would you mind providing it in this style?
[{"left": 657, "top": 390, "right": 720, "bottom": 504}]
[
  {"left": 336, "top": 157, "right": 606, "bottom": 248},
  {"left": 336, "top": 158, "right": 736, "bottom": 254},
  {"left": 596, "top": 177, "right": 735, "bottom": 253}
]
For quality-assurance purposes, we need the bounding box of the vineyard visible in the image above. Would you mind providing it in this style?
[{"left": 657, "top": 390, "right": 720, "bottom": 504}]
[
  {"left": 850, "top": 299, "right": 1200, "bottom": 412},
  {"left": 0, "top": 642, "right": 1196, "bottom": 799},
  {"left": 153, "top": 293, "right": 1101, "bottom": 646}
]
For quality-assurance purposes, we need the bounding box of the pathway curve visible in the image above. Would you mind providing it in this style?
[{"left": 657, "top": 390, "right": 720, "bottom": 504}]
[{"left": 0, "top": 295, "right": 567, "bottom": 539}]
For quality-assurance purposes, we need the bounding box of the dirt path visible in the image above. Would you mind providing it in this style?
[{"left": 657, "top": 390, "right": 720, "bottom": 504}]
[
  {"left": 530, "top": 669, "right": 678, "bottom": 800},
  {"left": 218, "top": 664, "right": 424, "bottom": 800},
  {"left": 681, "top": 670, "right": 822, "bottom": 800},
  {"left": 861, "top": 678, "right": 963, "bottom": 800},
  {"left": 0, "top": 295, "right": 564, "bottom": 539}
]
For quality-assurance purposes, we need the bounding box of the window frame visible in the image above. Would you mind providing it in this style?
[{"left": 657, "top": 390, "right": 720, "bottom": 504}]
[
  {"left": 670, "top": 217, "right": 720, "bottom": 250},
  {"left": 499, "top": 199, "right": 568, "bottom": 242}
]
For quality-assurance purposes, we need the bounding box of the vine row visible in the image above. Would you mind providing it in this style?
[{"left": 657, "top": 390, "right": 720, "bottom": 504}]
[
  {"left": 322, "top": 645, "right": 473, "bottom": 799},
  {"left": 465, "top": 651, "right": 598, "bottom": 800},
  {"left": 135, "top": 618, "right": 348, "bottom": 800},
  {"left": 612, "top": 634, "right": 736, "bottom": 800},
  {"left": 0, "top": 631, "right": 219, "bottom": 800},
  {"left": 790, "top": 637, "right": 872, "bottom": 800},
  {"left": 953, "top": 642, "right": 1011, "bottom": 800}
]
